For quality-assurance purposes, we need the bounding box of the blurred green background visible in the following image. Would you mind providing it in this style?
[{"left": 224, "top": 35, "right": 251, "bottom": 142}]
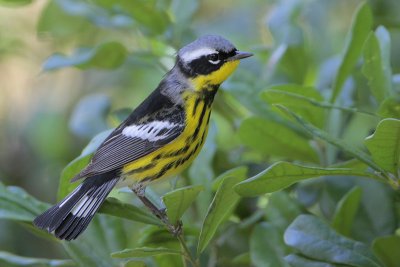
[{"left": 1, "top": 0, "right": 400, "bottom": 266}]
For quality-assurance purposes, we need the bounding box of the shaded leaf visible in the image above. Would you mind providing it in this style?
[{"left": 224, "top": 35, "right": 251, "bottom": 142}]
[
  {"left": 112, "top": 247, "right": 182, "bottom": 258},
  {"left": 124, "top": 260, "right": 147, "bottom": 267},
  {"left": 372, "top": 236, "right": 400, "bottom": 267},
  {"left": 352, "top": 179, "right": 396, "bottom": 243},
  {"left": 331, "top": 187, "right": 362, "bottom": 237},
  {"left": 0, "top": 251, "right": 74, "bottom": 267},
  {"left": 62, "top": 240, "right": 114, "bottom": 267},
  {"left": 43, "top": 41, "right": 127, "bottom": 70},
  {"left": 37, "top": 1, "right": 92, "bottom": 40},
  {"left": 267, "top": 0, "right": 303, "bottom": 45},
  {"left": 137, "top": 227, "right": 180, "bottom": 247},
  {"left": 197, "top": 167, "right": 247, "bottom": 254},
  {"left": 55, "top": 0, "right": 133, "bottom": 29},
  {"left": 80, "top": 129, "right": 113, "bottom": 157},
  {"left": 94, "top": 0, "right": 171, "bottom": 35},
  {"left": 329, "top": 159, "right": 368, "bottom": 170},
  {"left": 56, "top": 128, "right": 114, "bottom": 200},
  {"left": 285, "top": 254, "right": 343, "bottom": 267},
  {"left": 378, "top": 96, "right": 400, "bottom": 119},
  {"left": 0, "top": 182, "right": 49, "bottom": 221},
  {"left": 232, "top": 252, "right": 251, "bottom": 266},
  {"left": 93, "top": 215, "right": 127, "bottom": 253},
  {"left": 265, "top": 191, "right": 303, "bottom": 230},
  {"left": 235, "top": 161, "right": 375, "bottom": 197},
  {"left": 262, "top": 84, "right": 324, "bottom": 128},
  {"left": 57, "top": 154, "right": 92, "bottom": 200},
  {"left": 0, "top": 0, "right": 32, "bottom": 6},
  {"left": 238, "top": 116, "right": 318, "bottom": 163},
  {"left": 69, "top": 94, "right": 110, "bottom": 138},
  {"left": 365, "top": 118, "right": 400, "bottom": 174},
  {"left": 171, "top": 0, "right": 199, "bottom": 24},
  {"left": 362, "top": 29, "right": 391, "bottom": 103},
  {"left": 250, "top": 222, "right": 290, "bottom": 267},
  {"left": 277, "top": 105, "right": 387, "bottom": 175},
  {"left": 162, "top": 185, "right": 203, "bottom": 224},
  {"left": 330, "top": 2, "right": 373, "bottom": 102},
  {"left": 284, "top": 215, "right": 382, "bottom": 267},
  {"left": 99, "top": 197, "right": 161, "bottom": 226}
]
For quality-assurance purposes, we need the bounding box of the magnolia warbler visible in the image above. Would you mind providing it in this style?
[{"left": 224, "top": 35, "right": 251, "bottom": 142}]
[{"left": 34, "top": 35, "right": 252, "bottom": 240}]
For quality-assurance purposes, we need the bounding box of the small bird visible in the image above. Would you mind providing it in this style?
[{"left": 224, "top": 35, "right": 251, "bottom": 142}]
[{"left": 34, "top": 35, "right": 252, "bottom": 240}]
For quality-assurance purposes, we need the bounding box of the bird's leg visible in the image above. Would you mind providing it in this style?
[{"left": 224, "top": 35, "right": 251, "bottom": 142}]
[{"left": 132, "top": 183, "right": 182, "bottom": 236}]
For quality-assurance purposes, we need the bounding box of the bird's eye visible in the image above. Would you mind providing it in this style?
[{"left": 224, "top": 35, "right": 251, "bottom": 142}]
[{"left": 207, "top": 53, "right": 220, "bottom": 64}]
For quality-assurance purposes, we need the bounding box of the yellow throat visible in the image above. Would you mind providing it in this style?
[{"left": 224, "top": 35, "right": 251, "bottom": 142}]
[{"left": 190, "top": 60, "right": 240, "bottom": 89}]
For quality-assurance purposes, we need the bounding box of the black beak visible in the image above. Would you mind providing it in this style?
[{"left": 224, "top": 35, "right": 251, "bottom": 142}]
[{"left": 227, "top": 51, "right": 253, "bottom": 61}]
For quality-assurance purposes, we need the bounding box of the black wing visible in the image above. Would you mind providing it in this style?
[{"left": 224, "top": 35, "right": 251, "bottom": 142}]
[{"left": 73, "top": 87, "right": 185, "bottom": 181}]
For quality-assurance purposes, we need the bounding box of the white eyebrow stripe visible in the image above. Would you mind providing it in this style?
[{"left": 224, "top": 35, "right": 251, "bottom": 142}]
[{"left": 181, "top": 47, "right": 217, "bottom": 62}]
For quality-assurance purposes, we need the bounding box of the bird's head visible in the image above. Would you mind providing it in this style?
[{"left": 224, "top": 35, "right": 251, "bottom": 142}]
[{"left": 176, "top": 35, "right": 252, "bottom": 90}]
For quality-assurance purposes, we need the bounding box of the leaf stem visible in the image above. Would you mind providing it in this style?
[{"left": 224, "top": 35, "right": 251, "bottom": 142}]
[{"left": 176, "top": 232, "right": 199, "bottom": 267}]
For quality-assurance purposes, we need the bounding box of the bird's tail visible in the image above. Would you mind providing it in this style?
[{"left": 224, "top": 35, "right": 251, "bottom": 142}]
[{"left": 33, "top": 172, "right": 119, "bottom": 241}]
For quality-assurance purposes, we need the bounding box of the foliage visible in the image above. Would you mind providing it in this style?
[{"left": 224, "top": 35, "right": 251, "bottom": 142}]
[{"left": 1, "top": 0, "right": 400, "bottom": 266}]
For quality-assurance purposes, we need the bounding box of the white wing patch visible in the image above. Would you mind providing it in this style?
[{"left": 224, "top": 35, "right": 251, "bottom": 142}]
[
  {"left": 181, "top": 47, "right": 217, "bottom": 62},
  {"left": 122, "top": 120, "right": 182, "bottom": 142}
]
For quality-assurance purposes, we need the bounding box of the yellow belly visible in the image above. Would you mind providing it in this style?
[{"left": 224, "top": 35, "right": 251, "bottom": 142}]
[{"left": 121, "top": 93, "right": 211, "bottom": 185}]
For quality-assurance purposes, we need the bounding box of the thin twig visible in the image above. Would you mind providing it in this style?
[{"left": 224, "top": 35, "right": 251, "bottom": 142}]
[{"left": 176, "top": 232, "right": 199, "bottom": 267}]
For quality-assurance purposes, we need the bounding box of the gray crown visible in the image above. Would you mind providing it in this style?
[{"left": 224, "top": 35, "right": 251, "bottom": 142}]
[{"left": 178, "top": 35, "right": 236, "bottom": 60}]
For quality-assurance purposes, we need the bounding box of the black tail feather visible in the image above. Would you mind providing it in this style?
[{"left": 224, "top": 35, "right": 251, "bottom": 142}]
[{"left": 34, "top": 172, "right": 119, "bottom": 241}]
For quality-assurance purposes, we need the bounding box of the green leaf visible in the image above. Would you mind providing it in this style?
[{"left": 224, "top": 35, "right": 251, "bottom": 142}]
[
  {"left": 69, "top": 94, "right": 111, "bottom": 138},
  {"left": 235, "top": 161, "right": 375, "bottom": 197},
  {"left": 82, "top": 130, "right": 113, "bottom": 157},
  {"left": 43, "top": 41, "right": 128, "bottom": 70},
  {"left": 276, "top": 105, "right": 387, "bottom": 175},
  {"left": 329, "top": 159, "right": 368, "bottom": 170},
  {"left": 250, "top": 222, "right": 290, "bottom": 267},
  {"left": 330, "top": 2, "right": 373, "bottom": 102},
  {"left": 331, "top": 187, "right": 362, "bottom": 237},
  {"left": 99, "top": 197, "right": 160, "bottom": 226},
  {"left": 238, "top": 116, "right": 318, "bottom": 163},
  {"left": 124, "top": 260, "right": 147, "bottom": 267},
  {"left": 378, "top": 96, "right": 400, "bottom": 119},
  {"left": 162, "top": 185, "right": 203, "bottom": 224},
  {"left": 267, "top": 0, "right": 303, "bottom": 45},
  {"left": 95, "top": 0, "right": 171, "bottom": 35},
  {"left": 261, "top": 84, "right": 325, "bottom": 128},
  {"left": 362, "top": 29, "right": 392, "bottom": 103},
  {"left": 232, "top": 252, "right": 251, "bottom": 266},
  {"left": 0, "top": 0, "right": 32, "bottom": 6},
  {"left": 0, "top": 182, "right": 49, "bottom": 221},
  {"left": 62, "top": 241, "right": 114, "bottom": 267},
  {"left": 264, "top": 191, "right": 302, "bottom": 230},
  {"left": 171, "top": 0, "right": 199, "bottom": 24},
  {"left": 352, "top": 179, "right": 396, "bottom": 243},
  {"left": 137, "top": 227, "right": 180, "bottom": 247},
  {"left": 111, "top": 247, "right": 182, "bottom": 258},
  {"left": 284, "top": 254, "right": 343, "bottom": 267},
  {"left": 365, "top": 119, "right": 400, "bottom": 175},
  {"left": 284, "top": 215, "right": 382, "bottom": 267},
  {"left": 197, "top": 166, "right": 248, "bottom": 254},
  {"left": 372, "top": 236, "right": 400, "bottom": 267},
  {"left": 57, "top": 153, "right": 92, "bottom": 200},
  {"left": 0, "top": 251, "right": 74, "bottom": 266},
  {"left": 37, "top": 1, "right": 92, "bottom": 40},
  {"left": 57, "top": 129, "right": 113, "bottom": 200}
]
